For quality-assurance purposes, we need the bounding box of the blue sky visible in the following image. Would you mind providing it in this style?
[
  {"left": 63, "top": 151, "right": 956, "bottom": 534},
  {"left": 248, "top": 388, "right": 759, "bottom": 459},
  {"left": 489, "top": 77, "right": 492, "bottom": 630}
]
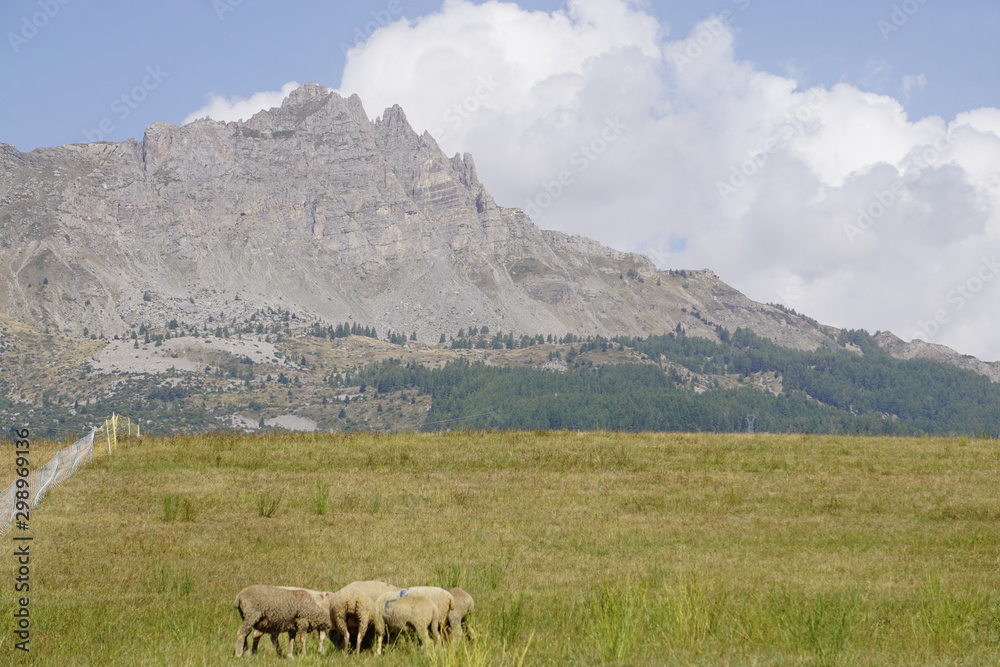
[
  {"left": 2, "top": 0, "right": 1000, "bottom": 361},
  {"left": 2, "top": 0, "right": 995, "bottom": 151}
]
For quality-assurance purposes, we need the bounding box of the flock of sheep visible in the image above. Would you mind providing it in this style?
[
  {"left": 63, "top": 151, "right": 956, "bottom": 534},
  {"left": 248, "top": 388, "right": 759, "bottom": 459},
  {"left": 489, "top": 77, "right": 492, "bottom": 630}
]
[{"left": 233, "top": 580, "right": 475, "bottom": 657}]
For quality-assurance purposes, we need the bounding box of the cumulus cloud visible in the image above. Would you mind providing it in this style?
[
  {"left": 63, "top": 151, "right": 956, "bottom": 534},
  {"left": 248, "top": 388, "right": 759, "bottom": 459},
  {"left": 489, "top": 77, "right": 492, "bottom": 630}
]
[
  {"left": 182, "top": 81, "right": 300, "bottom": 124},
  {"left": 184, "top": 0, "right": 1000, "bottom": 361}
]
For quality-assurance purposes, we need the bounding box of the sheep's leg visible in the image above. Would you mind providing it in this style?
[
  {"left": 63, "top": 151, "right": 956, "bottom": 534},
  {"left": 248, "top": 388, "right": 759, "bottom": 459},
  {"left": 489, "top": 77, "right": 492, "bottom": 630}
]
[
  {"left": 234, "top": 614, "right": 259, "bottom": 657},
  {"left": 416, "top": 621, "right": 432, "bottom": 650},
  {"left": 356, "top": 610, "right": 370, "bottom": 655},
  {"left": 430, "top": 615, "right": 441, "bottom": 643},
  {"left": 335, "top": 612, "right": 350, "bottom": 653},
  {"left": 296, "top": 619, "right": 310, "bottom": 656},
  {"left": 375, "top": 616, "right": 387, "bottom": 655},
  {"left": 271, "top": 632, "right": 284, "bottom": 657},
  {"left": 317, "top": 628, "right": 327, "bottom": 655}
]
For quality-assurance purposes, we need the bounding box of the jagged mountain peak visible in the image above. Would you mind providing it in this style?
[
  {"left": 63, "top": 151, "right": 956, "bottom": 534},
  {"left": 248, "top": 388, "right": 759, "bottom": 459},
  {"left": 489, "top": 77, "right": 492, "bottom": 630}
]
[{"left": 6, "top": 83, "right": 979, "bottom": 378}]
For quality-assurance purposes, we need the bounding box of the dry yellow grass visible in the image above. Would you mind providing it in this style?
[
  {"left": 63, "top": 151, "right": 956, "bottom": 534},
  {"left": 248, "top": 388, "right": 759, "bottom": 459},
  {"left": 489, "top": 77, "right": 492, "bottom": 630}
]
[{"left": 1, "top": 430, "right": 998, "bottom": 664}]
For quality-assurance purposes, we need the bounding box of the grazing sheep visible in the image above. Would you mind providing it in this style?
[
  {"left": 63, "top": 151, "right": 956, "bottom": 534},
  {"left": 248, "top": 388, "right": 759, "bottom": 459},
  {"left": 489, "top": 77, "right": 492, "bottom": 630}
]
[
  {"left": 249, "top": 586, "right": 336, "bottom": 655},
  {"left": 329, "top": 584, "right": 377, "bottom": 654},
  {"left": 233, "top": 585, "right": 334, "bottom": 658},
  {"left": 392, "top": 587, "right": 457, "bottom": 638},
  {"left": 375, "top": 591, "right": 441, "bottom": 655},
  {"left": 445, "top": 587, "right": 476, "bottom": 642},
  {"left": 346, "top": 579, "right": 401, "bottom": 603}
]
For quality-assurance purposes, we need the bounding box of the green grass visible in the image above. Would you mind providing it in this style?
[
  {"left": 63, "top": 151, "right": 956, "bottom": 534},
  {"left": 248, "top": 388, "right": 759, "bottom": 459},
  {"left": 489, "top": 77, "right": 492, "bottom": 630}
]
[{"left": 1, "top": 430, "right": 999, "bottom": 664}]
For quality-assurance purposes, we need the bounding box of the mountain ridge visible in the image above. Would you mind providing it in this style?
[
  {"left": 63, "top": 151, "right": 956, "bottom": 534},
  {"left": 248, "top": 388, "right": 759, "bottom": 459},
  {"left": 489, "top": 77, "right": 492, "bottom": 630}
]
[{"left": 1, "top": 82, "right": 997, "bottom": 382}]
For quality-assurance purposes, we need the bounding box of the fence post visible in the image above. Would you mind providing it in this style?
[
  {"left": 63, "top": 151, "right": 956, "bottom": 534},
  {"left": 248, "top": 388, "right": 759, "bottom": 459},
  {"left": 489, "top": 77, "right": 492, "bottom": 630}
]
[
  {"left": 91, "top": 427, "right": 97, "bottom": 463},
  {"left": 34, "top": 465, "right": 47, "bottom": 508},
  {"left": 69, "top": 439, "right": 80, "bottom": 478},
  {"left": 50, "top": 451, "right": 60, "bottom": 489}
]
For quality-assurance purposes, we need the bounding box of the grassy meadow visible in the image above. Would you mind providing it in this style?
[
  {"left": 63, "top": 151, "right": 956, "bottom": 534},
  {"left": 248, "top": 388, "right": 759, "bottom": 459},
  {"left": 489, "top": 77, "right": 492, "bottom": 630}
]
[{"left": 2, "top": 429, "right": 999, "bottom": 665}]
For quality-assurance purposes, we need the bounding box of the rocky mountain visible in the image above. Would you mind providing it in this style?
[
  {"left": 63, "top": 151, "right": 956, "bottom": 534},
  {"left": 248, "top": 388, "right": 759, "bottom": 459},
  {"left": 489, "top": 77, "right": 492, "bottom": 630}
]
[
  {"left": 872, "top": 331, "right": 1000, "bottom": 383},
  {"left": 0, "top": 82, "right": 995, "bottom": 379}
]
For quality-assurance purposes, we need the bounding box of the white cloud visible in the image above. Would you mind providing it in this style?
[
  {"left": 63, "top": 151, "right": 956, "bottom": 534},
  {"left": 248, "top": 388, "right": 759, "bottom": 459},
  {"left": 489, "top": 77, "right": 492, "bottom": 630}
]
[
  {"left": 183, "top": 0, "right": 1000, "bottom": 361},
  {"left": 901, "top": 73, "right": 927, "bottom": 102},
  {"left": 182, "top": 81, "right": 300, "bottom": 124}
]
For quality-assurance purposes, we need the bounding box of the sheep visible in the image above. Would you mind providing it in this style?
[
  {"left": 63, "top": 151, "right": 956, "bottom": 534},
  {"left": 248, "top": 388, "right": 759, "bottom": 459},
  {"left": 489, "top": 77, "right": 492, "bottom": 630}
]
[
  {"left": 329, "top": 584, "right": 377, "bottom": 654},
  {"left": 250, "top": 586, "right": 335, "bottom": 655},
  {"left": 445, "top": 587, "right": 476, "bottom": 642},
  {"left": 346, "top": 579, "right": 401, "bottom": 603},
  {"left": 379, "top": 586, "right": 457, "bottom": 639},
  {"left": 374, "top": 591, "right": 441, "bottom": 655},
  {"left": 233, "top": 585, "right": 334, "bottom": 658}
]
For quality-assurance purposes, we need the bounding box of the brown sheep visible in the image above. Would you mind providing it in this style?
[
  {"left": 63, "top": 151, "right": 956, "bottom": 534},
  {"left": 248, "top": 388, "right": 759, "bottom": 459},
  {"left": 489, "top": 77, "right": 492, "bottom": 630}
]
[{"left": 233, "top": 585, "right": 333, "bottom": 657}]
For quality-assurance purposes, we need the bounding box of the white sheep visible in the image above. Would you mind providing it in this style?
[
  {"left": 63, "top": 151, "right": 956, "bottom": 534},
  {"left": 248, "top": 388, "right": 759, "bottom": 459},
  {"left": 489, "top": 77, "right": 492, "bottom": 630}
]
[
  {"left": 233, "top": 585, "right": 334, "bottom": 657},
  {"left": 445, "top": 587, "right": 476, "bottom": 642},
  {"left": 374, "top": 591, "right": 441, "bottom": 654},
  {"left": 329, "top": 584, "right": 377, "bottom": 653},
  {"left": 346, "top": 579, "right": 401, "bottom": 602},
  {"left": 394, "top": 587, "right": 457, "bottom": 638}
]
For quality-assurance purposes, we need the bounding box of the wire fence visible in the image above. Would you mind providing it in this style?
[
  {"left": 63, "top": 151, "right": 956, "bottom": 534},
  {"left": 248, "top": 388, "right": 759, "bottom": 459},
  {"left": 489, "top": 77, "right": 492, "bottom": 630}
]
[{"left": 0, "top": 414, "right": 136, "bottom": 538}]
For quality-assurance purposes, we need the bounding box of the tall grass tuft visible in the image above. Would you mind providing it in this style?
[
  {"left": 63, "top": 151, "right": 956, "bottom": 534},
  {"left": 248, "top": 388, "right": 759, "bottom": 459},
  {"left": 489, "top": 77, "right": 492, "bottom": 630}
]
[
  {"left": 915, "top": 574, "right": 987, "bottom": 653},
  {"left": 255, "top": 491, "right": 282, "bottom": 518},
  {"left": 587, "top": 580, "right": 644, "bottom": 663},
  {"left": 654, "top": 572, "right": 726, "bottom": 650},
  {"left": 795, "top": 590, "right": 861, "bottom": 665},
  {"left": 161, "top": 492, "right": 179, "bottom": 522},
  {"left": 312, "top": 477, "right": 331, "bottom": 515},
  {"left": 421, "top": 631, "right": 533, "bottom": 667},
  {"left": 492, "top": 593, "right": 530, "bottom": 647},
  {"left": 432, "top": 563, "right": 467, "bottom": 589},
  {"left": 763, "top": 587, "right": 862, "bottom": 665},
  {"left": 365, "top": 491, "right": 383, "bottom": 514},
  {"left": 154, "top": 565, "right": 193, "bottom": 596}
]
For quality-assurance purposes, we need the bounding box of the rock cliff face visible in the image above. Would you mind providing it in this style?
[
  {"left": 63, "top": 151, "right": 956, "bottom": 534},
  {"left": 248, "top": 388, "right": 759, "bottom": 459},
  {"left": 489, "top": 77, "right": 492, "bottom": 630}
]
[
  {"left": 873, "top": 332, "right": 1000, "bottom": 383},
  {"left": 0, "top": 82, "right": 873, "bottom": 353}
]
